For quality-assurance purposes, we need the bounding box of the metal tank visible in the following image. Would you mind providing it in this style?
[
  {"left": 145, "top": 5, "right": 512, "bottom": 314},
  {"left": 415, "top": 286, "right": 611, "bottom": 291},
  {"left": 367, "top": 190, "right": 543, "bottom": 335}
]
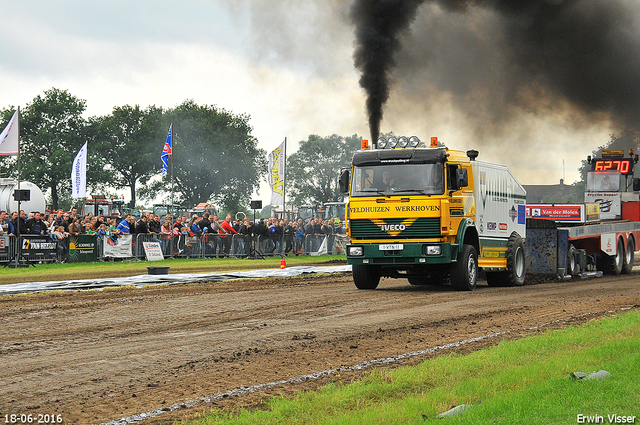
[{"left": 0, "top": 179, "right": 46, "bottom": 214}]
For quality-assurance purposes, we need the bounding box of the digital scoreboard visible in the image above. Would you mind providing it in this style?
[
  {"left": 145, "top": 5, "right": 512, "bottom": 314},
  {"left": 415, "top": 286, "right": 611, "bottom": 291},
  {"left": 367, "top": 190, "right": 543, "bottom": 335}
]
[
  {"left": 590, "top": 150, "right": 637, "bottom": 176},
  {"left": 592, "top": 158, "right": 634, "bottom": 175}
]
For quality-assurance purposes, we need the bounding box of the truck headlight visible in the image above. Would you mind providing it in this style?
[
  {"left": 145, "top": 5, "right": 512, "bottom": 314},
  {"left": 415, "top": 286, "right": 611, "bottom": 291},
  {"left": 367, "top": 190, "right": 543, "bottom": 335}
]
[
  {"left": 426, "top": 245, "right": 441, "bottom": 255},
  {"left": 348, "top": 246, "right": 364, "bottom": 256}
]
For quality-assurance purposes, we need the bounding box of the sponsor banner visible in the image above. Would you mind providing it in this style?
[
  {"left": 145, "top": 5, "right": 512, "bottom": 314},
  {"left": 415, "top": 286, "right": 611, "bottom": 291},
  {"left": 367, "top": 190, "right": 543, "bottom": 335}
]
[
  {"left": 21, "top": 236, "right": 57, "bottom": 261},
  {"left": 601, "top": 233, "right": 617, "bottom": 255},
  {"left": 268, "top": 139, "right": 286, "bottom": 206},
  {"left": 67, "top": 234, "right": 97, "bottom": 263},
  {"left": 525, "top": 203, "right": 601, "bottom": 223},
  {"left": 584, "top": 192, "right": 621, "bottom": 220},
  {"left": 348, "top": 200, "right": 441, "bottom": 219},
  {"left": 103, "top": 234, "right": 133, "bottom": 258},
  {"left": 143, "top": 241, "right": 164, "bottom": 261},
  {"left": 71, "top": 141, "right": 87, "bottom": 198},
  {"left": 526, "top": 204, "right": 583, "bottom": 221},
  {"left": 0, "top": 235, "right": 8, "bottom": 256}
]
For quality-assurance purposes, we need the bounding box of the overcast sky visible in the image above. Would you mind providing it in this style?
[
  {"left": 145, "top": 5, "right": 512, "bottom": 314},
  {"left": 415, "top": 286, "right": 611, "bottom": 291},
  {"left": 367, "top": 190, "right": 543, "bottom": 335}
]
[{"left": 2, "top": 0, "right": 631, "bottom": 201}]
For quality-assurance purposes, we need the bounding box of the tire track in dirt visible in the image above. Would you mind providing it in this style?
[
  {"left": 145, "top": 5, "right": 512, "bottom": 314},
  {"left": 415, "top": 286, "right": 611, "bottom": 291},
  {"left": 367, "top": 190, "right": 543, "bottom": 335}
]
[{"left": 0, "top": 273, "right": 638, "bottom": 424}]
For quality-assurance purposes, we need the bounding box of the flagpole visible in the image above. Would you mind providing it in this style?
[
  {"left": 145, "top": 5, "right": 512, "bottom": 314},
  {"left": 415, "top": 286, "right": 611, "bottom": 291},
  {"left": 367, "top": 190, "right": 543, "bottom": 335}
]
[
  {"left": 169, "top": 123, "right": 174, "bottom": 210},
  {"left": 14, "top": 107, "right": 21, "bottom": 268},
  {"left": 170, "top": 123, "right": 174, "bottom": 212},
  {"left": 283, "top": 137, "right": 287, "bottom": 218},
  {"left": 282, "top": 137, "right": 287, "bottom": 252}
]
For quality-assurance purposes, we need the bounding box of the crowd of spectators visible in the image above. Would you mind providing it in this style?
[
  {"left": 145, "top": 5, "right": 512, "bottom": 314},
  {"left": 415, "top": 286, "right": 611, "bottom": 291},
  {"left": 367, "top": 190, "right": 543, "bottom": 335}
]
[{"left": 0, "top": 207, "right": 347, "bottom": 258}]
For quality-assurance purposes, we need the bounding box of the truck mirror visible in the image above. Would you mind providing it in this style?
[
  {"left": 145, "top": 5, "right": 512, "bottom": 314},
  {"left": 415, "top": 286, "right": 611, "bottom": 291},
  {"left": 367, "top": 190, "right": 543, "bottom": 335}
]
[
  {"left": 339, "top": 169, "right": 350, "bottom": 194},
  {"left": 456, "top": 168, "right": 468, "bottom": 188},
  {"left": 634, "top": 178, "right": 640, "bottom": 192}
]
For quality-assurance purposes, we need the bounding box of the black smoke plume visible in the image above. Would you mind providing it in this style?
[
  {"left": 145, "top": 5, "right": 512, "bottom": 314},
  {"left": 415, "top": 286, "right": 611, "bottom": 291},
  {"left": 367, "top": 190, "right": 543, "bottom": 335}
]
[
  {"left": 350, "top": 0, "right": 425, "bottom": 143},
  {"left": 351, "top": 0, "right": 640, "bottom": 141}
]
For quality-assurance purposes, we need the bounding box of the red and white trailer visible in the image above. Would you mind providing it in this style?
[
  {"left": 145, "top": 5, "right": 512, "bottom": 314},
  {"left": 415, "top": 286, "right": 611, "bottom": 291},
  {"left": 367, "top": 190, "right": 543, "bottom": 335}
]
[{"left": 526, "top": 149, "right": 640, "bottom": 277}]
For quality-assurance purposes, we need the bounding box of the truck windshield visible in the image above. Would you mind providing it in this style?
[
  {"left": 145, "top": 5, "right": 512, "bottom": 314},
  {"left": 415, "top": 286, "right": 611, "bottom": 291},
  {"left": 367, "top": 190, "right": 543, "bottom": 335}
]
[
  {"left": 324, "top": 204, "right": 345, "bottom": 220},
  {"left": 351, "top": 163, "right": 445, "bottom": 197},
  {"left": 586, "top": 171, "right": 621, "bottom": 192}
]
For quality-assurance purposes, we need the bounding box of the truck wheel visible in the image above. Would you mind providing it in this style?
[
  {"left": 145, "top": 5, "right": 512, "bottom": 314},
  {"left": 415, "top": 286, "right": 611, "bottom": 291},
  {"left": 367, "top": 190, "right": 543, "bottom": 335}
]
[
  {"left": 622, "top": 237, "right": 635, "bottom": 274},
  {"left": 603, "top": 238, "right": 624, "bottom": 275},
  {"left": 505, "top": 233, "right": 526, "bottom": 286},
  {"left": 485, "top": 233, "right": 526, "bottom": 287},
  {"left": 450, "top": 244, "right": 477, "bottom": 291},
  {"left": 352, "top": 264, "right": 381, "bottom": 290}
]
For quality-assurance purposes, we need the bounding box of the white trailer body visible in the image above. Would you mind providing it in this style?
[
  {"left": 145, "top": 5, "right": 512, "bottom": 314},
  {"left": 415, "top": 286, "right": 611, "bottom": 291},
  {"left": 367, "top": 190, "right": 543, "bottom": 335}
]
[{"left": 473, "top": 161, "right": 527, "bottom": 241}]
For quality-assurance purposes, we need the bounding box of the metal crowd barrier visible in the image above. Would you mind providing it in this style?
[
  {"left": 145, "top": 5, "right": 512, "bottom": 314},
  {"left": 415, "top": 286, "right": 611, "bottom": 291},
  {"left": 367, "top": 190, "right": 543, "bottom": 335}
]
[
  {"left": 0, "top": 231, "right": 349, "bottom": 265},
  {"left": 0, "top": 235, "right": 17, "bottom": 264},
  {"left": 0, "top": 235, "right": 58, "bottom": 265}
]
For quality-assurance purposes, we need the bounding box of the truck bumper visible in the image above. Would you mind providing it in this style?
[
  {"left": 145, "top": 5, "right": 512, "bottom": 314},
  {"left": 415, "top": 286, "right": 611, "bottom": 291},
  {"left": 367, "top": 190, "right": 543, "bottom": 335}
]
[{"left": 346, "top": 242, "right": 456, "bottom": 265}]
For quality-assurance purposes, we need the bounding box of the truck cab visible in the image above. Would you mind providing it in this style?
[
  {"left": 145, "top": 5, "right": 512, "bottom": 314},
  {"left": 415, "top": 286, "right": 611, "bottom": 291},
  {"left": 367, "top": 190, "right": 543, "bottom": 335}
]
[
  {"left": 81, "top": 195, "right": 125, "bottom": 220},
  {"left": 341, "top": 136, "right": 527, "bottom": 291}
]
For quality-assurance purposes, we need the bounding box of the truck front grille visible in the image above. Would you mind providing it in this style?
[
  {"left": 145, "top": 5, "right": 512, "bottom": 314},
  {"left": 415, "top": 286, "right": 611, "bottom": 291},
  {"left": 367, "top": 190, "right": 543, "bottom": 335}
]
[{"left": 350, "top": 218, "right": 441, "bottom": 239}]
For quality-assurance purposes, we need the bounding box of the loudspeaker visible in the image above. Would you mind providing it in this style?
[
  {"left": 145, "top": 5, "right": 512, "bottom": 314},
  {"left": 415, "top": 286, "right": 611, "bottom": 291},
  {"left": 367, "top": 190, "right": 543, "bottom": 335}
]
[
  {"left": 13, "top": 189, "right": 30, "bottom": 201},
  {"left": 250, "top": 200, "right": 262, "bottom": 210}
]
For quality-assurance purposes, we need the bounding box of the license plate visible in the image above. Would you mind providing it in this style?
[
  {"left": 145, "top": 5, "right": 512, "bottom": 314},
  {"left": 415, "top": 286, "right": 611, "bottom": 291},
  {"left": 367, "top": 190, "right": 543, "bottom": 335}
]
[{"left": 380, "top": 244, "right": 403, "bottom": 251}]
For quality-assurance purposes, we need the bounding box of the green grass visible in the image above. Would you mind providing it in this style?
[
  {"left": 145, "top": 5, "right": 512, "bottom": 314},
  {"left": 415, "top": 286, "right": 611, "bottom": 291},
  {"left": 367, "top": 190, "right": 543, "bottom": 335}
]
[
  {"left": 185, "top": 309, "right": 640, "bottom": 425},
  {"left": 0, "top": 255, "right": 345, "bottom": 285}
]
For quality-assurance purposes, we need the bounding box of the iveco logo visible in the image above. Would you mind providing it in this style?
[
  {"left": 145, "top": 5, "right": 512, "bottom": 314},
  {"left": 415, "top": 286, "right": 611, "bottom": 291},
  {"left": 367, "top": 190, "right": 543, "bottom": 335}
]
[{"left": 382, "top": 224, "right": 406, "bottom": 232}]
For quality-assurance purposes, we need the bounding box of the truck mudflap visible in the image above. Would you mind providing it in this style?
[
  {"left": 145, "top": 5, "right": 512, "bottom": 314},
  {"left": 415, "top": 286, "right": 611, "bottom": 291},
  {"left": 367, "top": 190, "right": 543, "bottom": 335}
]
[{"left": 346, "top": 242, "right": 457, "bottom": 265}]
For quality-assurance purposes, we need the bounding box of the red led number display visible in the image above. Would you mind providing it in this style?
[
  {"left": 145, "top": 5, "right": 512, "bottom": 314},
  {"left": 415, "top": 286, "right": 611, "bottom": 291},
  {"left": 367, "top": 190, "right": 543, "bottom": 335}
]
[{"left": 594, "top": 160, "right": 631, "bottom": 174}]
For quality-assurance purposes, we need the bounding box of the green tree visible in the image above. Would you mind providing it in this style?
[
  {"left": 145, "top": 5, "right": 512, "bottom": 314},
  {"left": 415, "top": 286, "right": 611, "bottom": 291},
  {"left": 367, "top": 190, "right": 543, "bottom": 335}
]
[
  {"left": 287, "top": 134, "right": 362, "bottom": 206},
  {"left": 93, "top": 104, "right": 165, "bottom": 208},
  {"left": 18, "top": 88, "right": 93, "bottom": 210},
  {"left": 148, "top": 100, "right": 267, "bottom": 214}
]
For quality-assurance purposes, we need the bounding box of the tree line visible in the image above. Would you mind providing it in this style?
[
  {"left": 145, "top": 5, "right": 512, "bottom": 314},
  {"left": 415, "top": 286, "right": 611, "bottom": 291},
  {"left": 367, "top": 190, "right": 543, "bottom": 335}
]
[
  {"left": 4, "top": 88, "right": 632, "bottom": 213},
  {"left": 0, "top": 88, "right": 365, "bottom": 214}
]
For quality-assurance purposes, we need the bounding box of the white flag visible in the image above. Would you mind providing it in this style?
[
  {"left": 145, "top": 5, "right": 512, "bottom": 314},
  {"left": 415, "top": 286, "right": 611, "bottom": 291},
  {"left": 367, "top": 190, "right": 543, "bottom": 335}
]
[
  {"left": 0, "top": 110, "right": 19, "bottom": 156},
  {"left": 71, "top": 142, "right": 88, "bottom": 198},
  {"left": 268, "top": 139, "right": 285, "bottom": 205}
]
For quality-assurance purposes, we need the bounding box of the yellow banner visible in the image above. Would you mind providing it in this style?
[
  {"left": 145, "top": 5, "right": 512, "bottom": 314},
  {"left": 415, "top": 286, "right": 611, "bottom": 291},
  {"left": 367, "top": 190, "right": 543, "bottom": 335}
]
[{"left": 349, "top": 199, "right": 442, "bottom": 219}]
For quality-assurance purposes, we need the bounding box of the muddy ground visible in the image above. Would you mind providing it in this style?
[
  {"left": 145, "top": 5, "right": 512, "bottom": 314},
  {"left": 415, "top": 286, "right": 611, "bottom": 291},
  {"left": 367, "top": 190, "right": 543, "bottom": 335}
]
[{"left": 0, "top": 270, "right": 638, "bottom": 424}]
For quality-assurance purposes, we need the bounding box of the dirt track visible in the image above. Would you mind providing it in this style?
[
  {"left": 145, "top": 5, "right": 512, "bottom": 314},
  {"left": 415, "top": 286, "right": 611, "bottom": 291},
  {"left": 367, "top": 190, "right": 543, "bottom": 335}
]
[{"left": 1, "top": 270, "right": 639, "bottom": 425}]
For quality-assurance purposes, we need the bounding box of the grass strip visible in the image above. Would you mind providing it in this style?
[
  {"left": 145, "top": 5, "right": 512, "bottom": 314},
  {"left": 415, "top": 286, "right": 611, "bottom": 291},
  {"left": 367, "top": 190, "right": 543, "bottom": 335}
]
[
  {"left": 186, "top": 309, "right": 640, "bottom": 425},
  {"left": 0, "top": 255, "right": 345, "bottom": 286}
]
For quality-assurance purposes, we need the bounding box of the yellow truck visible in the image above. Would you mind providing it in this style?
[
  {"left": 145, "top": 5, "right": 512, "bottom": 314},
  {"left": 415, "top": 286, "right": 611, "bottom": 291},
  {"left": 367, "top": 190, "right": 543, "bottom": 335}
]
[{"left": 339, "top": 136, "right": 527, "bottom": 291}]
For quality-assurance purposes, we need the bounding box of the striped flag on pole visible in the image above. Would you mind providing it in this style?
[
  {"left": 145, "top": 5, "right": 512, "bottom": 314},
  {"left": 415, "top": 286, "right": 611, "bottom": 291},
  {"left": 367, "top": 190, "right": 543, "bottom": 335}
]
[
  {"left": 161, "top": 124, "right": 172, "bottom": 175},
  {"left": 0, "top": 110, "right": 19, "bottom": 156}
]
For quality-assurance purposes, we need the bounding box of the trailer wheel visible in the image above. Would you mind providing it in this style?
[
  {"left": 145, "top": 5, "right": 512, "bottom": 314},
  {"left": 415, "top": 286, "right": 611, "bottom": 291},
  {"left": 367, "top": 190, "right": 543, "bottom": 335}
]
[
  {"left": 567, "top": 245, "right": 580, "bottom": 276},
  {"left": 622, "top": 237, "right": 635, "bottom": 274},
  {"left": 603, "top": 237, "right": 624, "bottom": 275},
  {"left": 450, "top": 244, "right": 477, "bottom": 291},
  {"left": 352, "top": 264, "right": 381, "bottom": 290}
]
